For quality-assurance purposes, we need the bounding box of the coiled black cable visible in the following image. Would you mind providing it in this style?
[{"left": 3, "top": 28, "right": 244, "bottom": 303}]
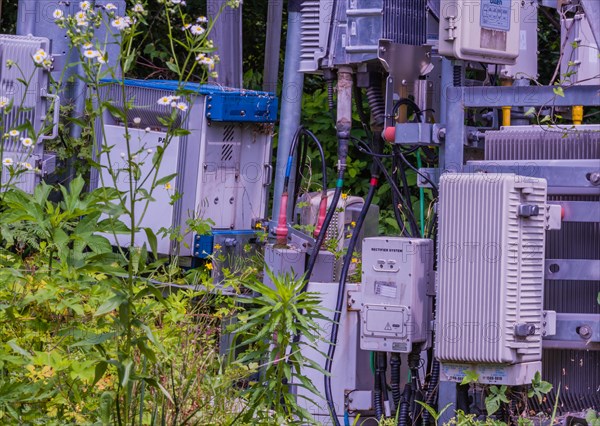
[
  {"left": 422, "top": 360, "right": 441, "bottom": 425},
  {"left": 379, "top": 352, "right": 390, "bottom": 418},
  {"left": 398, "top": 384, "right": 412, "bottom": 426},
  {"left": 367, "top": 85, "right": 386, "bottom": 127},
  {"left": 453, "top": 65, "right": 463, "bottom": 87},
  {"left": 374, "top": 355, "right": 384, "bottom": 420},
  {"left": 390, "top": 353, "right": 402, "bottom": 410}
]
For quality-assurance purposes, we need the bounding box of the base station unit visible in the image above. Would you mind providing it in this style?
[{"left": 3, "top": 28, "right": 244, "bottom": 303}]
[
  {"left": 90, "top": 79, "right": 277, "bottom": 258},
  {"left": 0, "top": 35, "right": 58, "bottom": 193},
  {"left": 436, "top": 173, "right": 550, "bottom": 385},
  {"left": 359, "top": 237, "right": 434, "bottom": 354}
]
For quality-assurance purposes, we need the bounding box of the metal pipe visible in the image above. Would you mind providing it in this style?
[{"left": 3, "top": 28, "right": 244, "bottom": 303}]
[
  {"left": 336, "top": 66, "right": 353, "bottom": 171},
  {"left": 270, "top": 0, "right": 305, "bottom": 226},
  {"left": 572, "top": 105, "right": 584, "bottom": 125},
  {"left": 208, "top": 0, "right": 243, "bottom": 87},
  {"left": 262, "top": 0, "right": 283, "bottom": 93},
  {"left": 501, "top": 79, "right": 513, "bottom": 127}
]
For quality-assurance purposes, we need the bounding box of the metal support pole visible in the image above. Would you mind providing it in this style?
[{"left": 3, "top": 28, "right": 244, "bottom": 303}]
[
  {"left": 263, "top": 0, "right": 283, "bottom": 93},
  {"left": 208, "top": 0, "right": 243, "bottom": 87},
  {"left": 270, "top": 0, "right": 304, "bottom": 227},
  {"left": 336, "top": 66, "right": 353, "bottom": 169}
]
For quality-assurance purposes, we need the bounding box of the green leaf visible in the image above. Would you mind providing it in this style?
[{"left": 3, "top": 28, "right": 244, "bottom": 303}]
[
  {"left": 553, "top": 86, "right": 565, "bottom": 97},
  {"left": 144, "top": 378, "right": 175, "bottom": 404},
  {"left": 485, "top": 396, "right": 501, "bottom": 415},
  {"left": 121, "top": 358, "right": 133, "bottom": 387},
  {"left": 144, "top": 227, "right": 158, "bottom": 259},
  {"left": 94, "top": 295, "right": 126, "bottom": 316},
  {"left": 156, "top": 173, "right": 178, "bottom": 187},
  {"left": 165, "top": 61, "right": 179, "bottom": 74},
  {"left": 93, "top": 361, "right": 108, "bottom": 386},
  {"left": 70, "top": 332, "right": 117, "bottom": 347},
  {"left": 416, "top": 400, "right": 440, "bottom": 421},
  {"left": 8, "top": 340, "right": 31, "bottom": 358},
  {"left": 460, "top": 369, "right": 479, "bottom": 385}
]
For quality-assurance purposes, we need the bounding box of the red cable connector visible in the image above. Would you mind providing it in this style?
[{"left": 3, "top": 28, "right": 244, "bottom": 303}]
[
  {"left": 313, "top": 193, "right": 329, "bottom": 237},
  {"left": 383, "top": 126, "right": 395, "bottom": 143},
  {"left": 275, "top": 192, "right": 289, "bottom": 245}
]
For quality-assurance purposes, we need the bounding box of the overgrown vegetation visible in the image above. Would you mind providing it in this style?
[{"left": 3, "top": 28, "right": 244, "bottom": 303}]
[
  {"left": 0, "top": 1, "right": 598, "bottom": 425},
  {"left": 0, "top": 1, "right": 325, "bottom": 424}
]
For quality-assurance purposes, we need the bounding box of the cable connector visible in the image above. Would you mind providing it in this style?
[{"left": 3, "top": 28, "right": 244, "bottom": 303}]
[
  {"left": 313, "top": 193, "right": 328, "bottom": 237},
  {"left": 275, "top": 192, "right": 289, "bottom": 245}
]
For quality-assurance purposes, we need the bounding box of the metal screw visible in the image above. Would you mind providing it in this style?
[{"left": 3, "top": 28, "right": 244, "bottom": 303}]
[
  {"left": 589, "top": 172, "right": 600, "bottom": 186},
  {"left": 578, "top": 325, "right": 592, "bottom": 339}
]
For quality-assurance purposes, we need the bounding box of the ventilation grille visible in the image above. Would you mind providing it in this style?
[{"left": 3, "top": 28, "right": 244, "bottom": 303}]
[
  {"left": 0, "top": 35, "right": 50, "bottom": 150},
  {"left": 383, "top": 0, "right": 426, "bottom": 45},
  {"left": 222, "top": 124, "right": 235, "bottom": 142},
  {"left": 436, "top": 174, "right": 547, "bottom": 364},
  {"left": 1, "top": 151, "right": 38, "bottom": 193},
  {"left": 221, "top": 144, "right": 234, "bottom": 161},
  {"left": 484, "top": 127, "right": 600, "bottom": 160},
  {"left": 485, "top": 126, "right": 599, "bottom": 403},
  {"left": 299, "top": 0, "right": 331, "bottom": 72},
  {"left": 529, "top": 349, "right": 600, "bottom": 414},
  {"left": 98, "top": 84, "right": 185, "bottom": 129}
]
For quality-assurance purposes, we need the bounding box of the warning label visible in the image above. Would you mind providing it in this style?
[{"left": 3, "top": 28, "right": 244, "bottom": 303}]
[{"left": 374, "top": 281, "right": 397, "bottom": 299}]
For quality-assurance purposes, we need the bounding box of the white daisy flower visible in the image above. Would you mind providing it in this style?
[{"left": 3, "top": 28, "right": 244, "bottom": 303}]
[
  {"left": 21, "top": 137, "right": 33, "bottom": 147},
  {"left": 132, "top": 3, "right": 144, "bottom": 12},
  {"left": 157, "top": 96, "right": 172, "bottom": 105},
  {"left": 32, "top": 49, "right": 47, "bottom": 64},
  {"left": 82, "top": 42, "right": 93, "bottom": 49},
  {"left": 190, "top": 25, "right": 205, "bottom": 36},
  {"left": 196, "top": 54, "right": 215, "bottom": 70},
  {"left": 120, "top": 152, "right": 126, "bottom": 158},
  {"left": 53, "top": 9, "right": 64, "bottom": 19},
  {"left": 80, "top": 1, "right": 90, "bottom": 10},
  {"left": 133, "top": 117, "right": 141, "bottom": 124},
  {"left": 75, "top": 11, "right": 87, "bottom": 20},
  {"left": 170, "top": 101, "right": 177, "bottom": 107},
  {"left": 76, "top": 18, "right": 88, "bottom": 26},
  {"left": 97, "top": 54, "right": 107, "bottom": 64},
  {"left": 105, "top": 3, "right": 117, "bottom": 10},
  {"left": 8, "top": 129, "right": 20, "bottom": 137},
  {"left": 175, "top": 102, "right": 188, "bottom": 111},
  {"left": 83, "top": 49, "right": 99, "bottom": 58},
  {"left": 20, "top": 162, "right": 33, "bottom": 170},
  {"left": 0, "top": 96, "right": 9, "bottom": 109},
  {"left": 171, "top": 0, "right": 182, "bottom": 4},
  {"left": 3, "top": 158, "right": 14, "bottom": 167},
  {"left": 111, "top": 16, "right": 131, "bottom": 30},
  {"left": 181, "top": 23, "right": 191, "bottom": 31},
  {"left": 196, "top": 16, "right": 208, "bottom": 23}
]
